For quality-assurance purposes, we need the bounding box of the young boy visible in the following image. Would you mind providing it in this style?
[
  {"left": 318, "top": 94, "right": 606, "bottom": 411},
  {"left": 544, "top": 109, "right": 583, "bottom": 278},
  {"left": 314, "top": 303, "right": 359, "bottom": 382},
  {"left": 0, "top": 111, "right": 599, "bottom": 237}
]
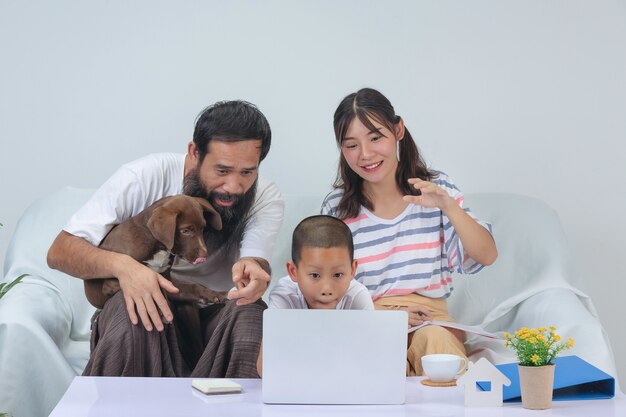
[{"left": 257, "top": 215, "right": 373, "bottom": 375}]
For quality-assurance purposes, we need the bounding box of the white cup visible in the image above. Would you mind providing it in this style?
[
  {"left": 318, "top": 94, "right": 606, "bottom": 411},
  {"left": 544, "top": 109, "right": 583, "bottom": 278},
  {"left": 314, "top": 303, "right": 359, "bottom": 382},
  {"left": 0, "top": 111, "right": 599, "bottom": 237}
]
[{"left": 421, "top": 354, "right": 468, "bottom": 383}]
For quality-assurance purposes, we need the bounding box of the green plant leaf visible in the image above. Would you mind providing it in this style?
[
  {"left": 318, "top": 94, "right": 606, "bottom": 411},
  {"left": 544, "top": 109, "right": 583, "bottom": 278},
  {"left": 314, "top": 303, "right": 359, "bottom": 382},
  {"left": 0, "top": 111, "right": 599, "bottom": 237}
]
[{"left": 0, "top": 274, "right": 27, "bottom": 299}]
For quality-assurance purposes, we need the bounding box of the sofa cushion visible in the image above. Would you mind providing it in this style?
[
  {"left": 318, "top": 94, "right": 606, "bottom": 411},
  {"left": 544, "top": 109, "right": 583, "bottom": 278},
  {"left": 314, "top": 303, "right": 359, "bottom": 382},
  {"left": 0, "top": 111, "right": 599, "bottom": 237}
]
[{"left": 449, "top": 192, "right": 593, "bottom": 326}]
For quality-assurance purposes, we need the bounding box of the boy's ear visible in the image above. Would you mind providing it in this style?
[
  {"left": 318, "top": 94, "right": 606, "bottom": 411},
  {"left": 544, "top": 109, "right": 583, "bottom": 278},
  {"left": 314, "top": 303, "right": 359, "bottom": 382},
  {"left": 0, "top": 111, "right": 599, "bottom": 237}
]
[
  {"left": 286, "top": 261, "right": 298, "bottom": 282},
  {"left": 351, "top": 259, "right": 358, "bottom": 278}
]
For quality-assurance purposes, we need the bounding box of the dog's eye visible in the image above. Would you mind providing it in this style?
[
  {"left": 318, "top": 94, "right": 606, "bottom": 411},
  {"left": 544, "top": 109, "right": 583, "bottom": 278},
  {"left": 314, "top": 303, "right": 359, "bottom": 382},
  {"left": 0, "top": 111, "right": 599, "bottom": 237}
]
[{"left": 179, "top": 228, "right": 193, "bottom": 236}]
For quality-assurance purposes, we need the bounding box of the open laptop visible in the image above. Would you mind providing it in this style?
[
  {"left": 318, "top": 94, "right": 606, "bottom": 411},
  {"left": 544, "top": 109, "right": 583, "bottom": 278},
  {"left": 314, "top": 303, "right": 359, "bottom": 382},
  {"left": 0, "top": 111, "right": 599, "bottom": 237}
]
[{"left": 262, "top": 309, "right": 407, "bottom": 405}]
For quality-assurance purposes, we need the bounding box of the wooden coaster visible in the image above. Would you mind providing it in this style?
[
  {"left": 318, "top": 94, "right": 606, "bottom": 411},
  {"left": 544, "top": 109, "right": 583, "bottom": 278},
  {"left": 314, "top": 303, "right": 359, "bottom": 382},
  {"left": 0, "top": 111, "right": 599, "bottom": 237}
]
[{"left": 421, "top": 378, "right": 457, "bottom": 387}]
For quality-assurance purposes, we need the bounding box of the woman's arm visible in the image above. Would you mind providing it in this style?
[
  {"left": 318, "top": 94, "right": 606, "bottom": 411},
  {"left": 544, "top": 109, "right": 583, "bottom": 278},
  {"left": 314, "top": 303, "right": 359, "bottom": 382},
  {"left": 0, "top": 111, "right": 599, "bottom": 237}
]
[
  {"left": 404, "top": 178, "right": 497, "bottom": 266},
  {"left": 441, "top": 202, "right": 497, "bottom": 265}
]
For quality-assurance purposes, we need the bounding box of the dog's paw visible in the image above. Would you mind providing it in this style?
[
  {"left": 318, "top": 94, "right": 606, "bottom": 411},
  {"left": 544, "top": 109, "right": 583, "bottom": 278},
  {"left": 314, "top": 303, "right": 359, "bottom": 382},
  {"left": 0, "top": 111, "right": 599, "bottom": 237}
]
[
  {"left": 171, "top": 281, "right": 230, "bottom": 306},
  {"left": 197, "top": 288, "right": 229, "bottom": 305}
]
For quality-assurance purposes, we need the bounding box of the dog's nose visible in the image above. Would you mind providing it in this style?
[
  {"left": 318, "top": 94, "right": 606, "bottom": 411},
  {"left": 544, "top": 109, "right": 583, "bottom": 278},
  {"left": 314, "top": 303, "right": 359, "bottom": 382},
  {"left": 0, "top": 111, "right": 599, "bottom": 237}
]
[{"left": 193, "top": 257, "right": 207, "bottom": 265}]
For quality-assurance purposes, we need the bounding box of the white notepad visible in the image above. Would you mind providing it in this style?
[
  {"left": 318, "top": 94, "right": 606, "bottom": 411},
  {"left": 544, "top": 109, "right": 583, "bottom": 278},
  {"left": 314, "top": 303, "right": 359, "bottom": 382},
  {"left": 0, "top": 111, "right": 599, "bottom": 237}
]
[{"left": 192, "top": 379, "right": 242, "bottom": 395}]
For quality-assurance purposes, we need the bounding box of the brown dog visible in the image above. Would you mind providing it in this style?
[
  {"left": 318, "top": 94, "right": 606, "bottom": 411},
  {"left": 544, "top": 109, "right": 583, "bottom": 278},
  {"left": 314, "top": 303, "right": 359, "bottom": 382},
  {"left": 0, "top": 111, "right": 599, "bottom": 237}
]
[
  {"left": 84, "top": 195, "right": 228, "bottom": 309},
  {"left": 85, "top": 195, "right": 230, "bottom": 367}
]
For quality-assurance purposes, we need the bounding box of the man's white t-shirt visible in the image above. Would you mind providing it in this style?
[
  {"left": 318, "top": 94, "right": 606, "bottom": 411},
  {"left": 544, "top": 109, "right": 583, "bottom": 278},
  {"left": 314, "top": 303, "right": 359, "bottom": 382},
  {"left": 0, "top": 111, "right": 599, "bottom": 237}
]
[
  {"left": 268, "top": 276, "right": 374, "bottom": 310},
  {"left": 64, "top": 153, "right": 284, "bottom": 291}
]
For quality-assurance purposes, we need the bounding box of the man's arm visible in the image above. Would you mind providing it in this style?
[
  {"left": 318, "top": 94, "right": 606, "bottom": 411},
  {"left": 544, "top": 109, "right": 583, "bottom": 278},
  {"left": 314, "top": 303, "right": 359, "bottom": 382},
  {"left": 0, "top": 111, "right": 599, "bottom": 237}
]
[
  {"left": 227, "top": 179, "right": 284, "bottom": 305},
  {"left": 47, "top": 231, "right": 179, "bottom": 331},
  {"left": 48, "top": 231, "right": 128, "bottom": 279}
]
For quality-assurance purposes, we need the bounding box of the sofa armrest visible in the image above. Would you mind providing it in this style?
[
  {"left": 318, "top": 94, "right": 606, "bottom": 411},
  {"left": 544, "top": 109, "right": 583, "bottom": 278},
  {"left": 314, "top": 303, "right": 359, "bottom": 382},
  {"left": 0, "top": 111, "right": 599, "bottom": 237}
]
[{"left": 0, "top": 281, "right": 90, "bottom": 417}]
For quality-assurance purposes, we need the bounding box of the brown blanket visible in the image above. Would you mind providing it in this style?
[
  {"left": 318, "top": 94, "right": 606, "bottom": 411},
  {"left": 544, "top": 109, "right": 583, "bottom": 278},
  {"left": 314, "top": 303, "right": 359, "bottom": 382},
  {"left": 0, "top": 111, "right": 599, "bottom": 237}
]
[{"left": 83, "top": 291, "right": 266, "bottom": 378}]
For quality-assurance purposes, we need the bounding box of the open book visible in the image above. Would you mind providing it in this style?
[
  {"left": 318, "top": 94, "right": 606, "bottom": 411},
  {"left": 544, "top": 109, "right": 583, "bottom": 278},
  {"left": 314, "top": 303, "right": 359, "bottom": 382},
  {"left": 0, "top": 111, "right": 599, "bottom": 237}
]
[{"left": 408, "top": 320, "right": 502, "bottom": 339}]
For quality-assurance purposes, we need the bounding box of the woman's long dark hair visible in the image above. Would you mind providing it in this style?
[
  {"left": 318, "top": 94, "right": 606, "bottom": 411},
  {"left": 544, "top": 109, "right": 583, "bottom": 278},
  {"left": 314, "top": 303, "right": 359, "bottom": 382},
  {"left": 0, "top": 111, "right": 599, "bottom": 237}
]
[{"left": 333, "top": 88, "right": 434, "bottom": 219}]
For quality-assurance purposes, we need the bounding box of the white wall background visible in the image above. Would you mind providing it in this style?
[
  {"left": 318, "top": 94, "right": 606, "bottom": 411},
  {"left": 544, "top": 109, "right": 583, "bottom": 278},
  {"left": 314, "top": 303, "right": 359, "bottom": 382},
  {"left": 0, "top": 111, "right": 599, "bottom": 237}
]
[{"left": 1, "top": 0, "right": 625, "bottom": 382}]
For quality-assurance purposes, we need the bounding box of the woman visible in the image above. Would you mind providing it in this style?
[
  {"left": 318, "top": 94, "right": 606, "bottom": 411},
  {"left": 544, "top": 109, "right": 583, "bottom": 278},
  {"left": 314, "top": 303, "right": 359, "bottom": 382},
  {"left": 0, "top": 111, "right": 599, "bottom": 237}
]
[{"left": 321, "top": 87, "right": 497, "bottom": 375}]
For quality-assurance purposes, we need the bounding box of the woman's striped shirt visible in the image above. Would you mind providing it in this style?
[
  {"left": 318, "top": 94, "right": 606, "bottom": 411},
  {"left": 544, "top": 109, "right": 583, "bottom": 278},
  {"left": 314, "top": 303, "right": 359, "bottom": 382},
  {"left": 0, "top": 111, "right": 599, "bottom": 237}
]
[{"left": 320, "top": 172, "right": 492, "bottom": 301}]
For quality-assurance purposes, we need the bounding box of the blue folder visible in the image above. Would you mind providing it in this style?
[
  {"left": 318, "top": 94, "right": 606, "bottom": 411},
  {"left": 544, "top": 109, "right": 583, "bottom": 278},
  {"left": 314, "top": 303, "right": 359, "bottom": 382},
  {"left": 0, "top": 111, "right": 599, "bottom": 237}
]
[{"left": 477, "top": 355, "right": 615, "bottom": 401}]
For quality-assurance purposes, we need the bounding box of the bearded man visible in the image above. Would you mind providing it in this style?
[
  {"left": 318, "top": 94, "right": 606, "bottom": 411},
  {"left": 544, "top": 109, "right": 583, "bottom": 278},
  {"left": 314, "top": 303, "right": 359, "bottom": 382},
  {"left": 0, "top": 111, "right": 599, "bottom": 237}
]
[{"left": 47, "top": 100, "right": 284, "bottom": 378}]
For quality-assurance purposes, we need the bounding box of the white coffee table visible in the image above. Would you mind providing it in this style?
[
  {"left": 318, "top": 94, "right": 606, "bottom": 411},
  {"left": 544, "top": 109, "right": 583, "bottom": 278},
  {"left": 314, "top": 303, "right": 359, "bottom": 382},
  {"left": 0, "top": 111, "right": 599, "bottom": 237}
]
[{"left": 49, "top": 376, "right": 624, "bottom": 417}]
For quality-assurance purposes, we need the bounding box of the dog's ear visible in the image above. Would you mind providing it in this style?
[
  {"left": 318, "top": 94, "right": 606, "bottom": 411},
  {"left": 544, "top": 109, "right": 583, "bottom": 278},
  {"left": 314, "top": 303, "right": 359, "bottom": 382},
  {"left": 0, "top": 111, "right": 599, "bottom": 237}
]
[
  {"left": 147, "top": 206, "right": 177, "bottom": 250},
  {"left": 193, "top": 197, "right": 222, "bottom": 231}
]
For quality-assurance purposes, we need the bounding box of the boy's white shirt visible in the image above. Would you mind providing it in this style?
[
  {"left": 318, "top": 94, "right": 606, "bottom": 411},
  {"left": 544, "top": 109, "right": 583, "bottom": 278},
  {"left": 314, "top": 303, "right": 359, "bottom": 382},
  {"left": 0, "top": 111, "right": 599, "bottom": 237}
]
[{"left": 268, "top": 276, "right": 374, "bottom": 310}]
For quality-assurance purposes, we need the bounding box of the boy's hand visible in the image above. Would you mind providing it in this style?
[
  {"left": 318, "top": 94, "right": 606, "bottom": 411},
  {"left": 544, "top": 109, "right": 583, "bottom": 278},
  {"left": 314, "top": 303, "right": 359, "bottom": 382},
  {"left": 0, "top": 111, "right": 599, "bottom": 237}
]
[{"left": 404, "top": 305, "right": 433, "bottom": 327}]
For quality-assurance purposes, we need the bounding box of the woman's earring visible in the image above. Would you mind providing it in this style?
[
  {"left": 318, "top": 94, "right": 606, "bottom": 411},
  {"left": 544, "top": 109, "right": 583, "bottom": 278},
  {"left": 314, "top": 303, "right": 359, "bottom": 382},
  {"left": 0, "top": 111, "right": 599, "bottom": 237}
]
[{"left": 396, "top": 140, "right": 401, "bottom": 162}]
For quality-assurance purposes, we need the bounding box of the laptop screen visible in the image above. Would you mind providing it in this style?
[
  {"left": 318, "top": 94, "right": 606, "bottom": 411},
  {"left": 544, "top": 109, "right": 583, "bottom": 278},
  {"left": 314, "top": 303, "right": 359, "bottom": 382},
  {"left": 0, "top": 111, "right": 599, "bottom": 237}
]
[{"left": 262, "top": 309, "right": 407, "bottom": 405}]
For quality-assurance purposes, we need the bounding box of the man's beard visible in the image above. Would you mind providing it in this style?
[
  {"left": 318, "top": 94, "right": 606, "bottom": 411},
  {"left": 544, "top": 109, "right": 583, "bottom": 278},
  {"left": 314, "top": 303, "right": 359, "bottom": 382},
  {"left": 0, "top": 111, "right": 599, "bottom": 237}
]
[{"left": 183, "top": 168, "right": 257, "bottom": 255}]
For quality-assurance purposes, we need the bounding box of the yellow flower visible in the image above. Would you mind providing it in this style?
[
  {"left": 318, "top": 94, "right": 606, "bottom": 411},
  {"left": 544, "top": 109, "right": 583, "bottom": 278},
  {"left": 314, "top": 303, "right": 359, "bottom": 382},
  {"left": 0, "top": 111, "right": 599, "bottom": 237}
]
[
  {"left": 505, "top": 326, "right": 573, "bottom": 366},
  {"left": 505, "top": 341, "right": 509, "bottom": 347}
]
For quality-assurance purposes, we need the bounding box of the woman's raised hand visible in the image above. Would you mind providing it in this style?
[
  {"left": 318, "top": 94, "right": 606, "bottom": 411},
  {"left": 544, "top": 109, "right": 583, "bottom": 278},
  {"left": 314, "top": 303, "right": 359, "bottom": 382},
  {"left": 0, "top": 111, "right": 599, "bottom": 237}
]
[{"left": 403, "top": 178, "right": 454, "bottom": 211}]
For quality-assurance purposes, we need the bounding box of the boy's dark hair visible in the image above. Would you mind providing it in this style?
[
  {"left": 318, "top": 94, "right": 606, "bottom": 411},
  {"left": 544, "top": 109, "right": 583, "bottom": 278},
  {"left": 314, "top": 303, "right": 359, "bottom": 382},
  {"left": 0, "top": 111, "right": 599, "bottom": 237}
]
[
  {"left": 332, "top": 88, "right": 434, "bottom": 219},
  {"left": 291, "top": 215, "right": 354, "bottom": 265},
  {"left": 193, "top": 100, "right": 272, "bottom": 162}
]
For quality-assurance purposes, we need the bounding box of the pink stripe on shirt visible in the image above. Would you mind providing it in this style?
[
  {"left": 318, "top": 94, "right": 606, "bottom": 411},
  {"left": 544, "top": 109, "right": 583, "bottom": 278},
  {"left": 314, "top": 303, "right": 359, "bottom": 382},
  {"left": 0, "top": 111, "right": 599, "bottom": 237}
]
[
  {"left": 343, "top": 214, "right": 368, "bottom": 224},
  {"left": 419, "top": 276, "right": 453, "bottom": 292},
  {"left": 358, "top": 241, "right": 441, "bottom": 264},
  {"left": 448, "top": 248, "right": 459, "bottom": 269},
  {"left": 372, "top": 277, "right": 453, "bottom": 301}
]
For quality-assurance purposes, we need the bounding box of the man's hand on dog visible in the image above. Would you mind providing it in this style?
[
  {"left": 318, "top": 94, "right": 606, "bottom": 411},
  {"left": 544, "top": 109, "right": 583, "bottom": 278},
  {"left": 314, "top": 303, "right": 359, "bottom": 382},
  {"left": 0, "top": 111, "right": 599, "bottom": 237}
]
[
  {"left": 116, "top": 258, "right": 179, "bottom": 332},
  {"left": 228, "top": 257, "right": 270, "bottom": 305}
]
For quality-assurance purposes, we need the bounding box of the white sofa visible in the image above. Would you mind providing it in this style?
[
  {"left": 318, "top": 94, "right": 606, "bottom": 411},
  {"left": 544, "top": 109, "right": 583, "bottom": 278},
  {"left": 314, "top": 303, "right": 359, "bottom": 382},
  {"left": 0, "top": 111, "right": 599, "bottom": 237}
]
[{"left": 0, "top": 187, "right": 618, "bottom": 417}]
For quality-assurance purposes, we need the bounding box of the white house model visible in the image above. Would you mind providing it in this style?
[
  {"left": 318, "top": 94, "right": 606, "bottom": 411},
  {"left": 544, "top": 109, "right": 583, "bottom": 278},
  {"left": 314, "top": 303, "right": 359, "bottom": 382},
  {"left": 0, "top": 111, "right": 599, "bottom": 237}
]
[{"left": 456, "top": 357, "right": 511, "bottom": 407}]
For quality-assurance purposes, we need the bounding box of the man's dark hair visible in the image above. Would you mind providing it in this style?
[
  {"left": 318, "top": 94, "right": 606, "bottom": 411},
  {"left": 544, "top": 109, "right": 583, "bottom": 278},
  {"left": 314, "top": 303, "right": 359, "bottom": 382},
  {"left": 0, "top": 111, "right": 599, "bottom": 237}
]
[
  {"left": 291, "top": 215, "right": 354, "bottom": 265},
  {"left": 193, "top": 100, "right": 271, "bottom": 162}
]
